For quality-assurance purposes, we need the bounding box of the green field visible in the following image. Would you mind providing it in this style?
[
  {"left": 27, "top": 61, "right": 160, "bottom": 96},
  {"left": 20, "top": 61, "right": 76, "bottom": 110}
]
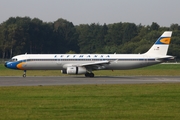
[
  {"left": 1, "top": 64, "right": 180, "bottom": 119},
  {"left": 1, "top": 63, "right": 180, "bottom": 76},
  {"left": 0, "top": 84, "right": 180, "bottom": 120}
]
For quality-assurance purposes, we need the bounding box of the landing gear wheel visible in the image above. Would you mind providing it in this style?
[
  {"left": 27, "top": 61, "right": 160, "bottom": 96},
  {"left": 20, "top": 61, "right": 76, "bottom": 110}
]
[
  {"left": 23, "top": 74, "right": 26, "bottom": 78},
  {"left": 89, "top": 73, "right": 94, "bottom": 77},
  {"left": 85, "top": 73, "right": 94, "bottom": 77},
  {"left": 23, "top": 70, "right": 26, "bottom": 78},
  {"left": 85, "top": 73, "right": 89, "bottom": 77}
]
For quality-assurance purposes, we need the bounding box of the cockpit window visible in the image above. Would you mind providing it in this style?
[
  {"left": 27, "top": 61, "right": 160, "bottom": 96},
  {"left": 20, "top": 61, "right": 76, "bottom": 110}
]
[{"left": 12, "top": 58, "right": 18, "bottom": 61}]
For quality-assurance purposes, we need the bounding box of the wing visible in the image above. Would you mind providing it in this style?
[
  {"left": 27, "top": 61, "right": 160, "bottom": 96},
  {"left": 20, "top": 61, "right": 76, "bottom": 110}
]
[
  {"left": 62, "top": 60, "right": 110, "bottom": 70},
  {"left": 79, "top": 60, "right": 110, "bottom": 66},
  {"left": 79, "top": 60, "right": 110, "bottom": 70}
]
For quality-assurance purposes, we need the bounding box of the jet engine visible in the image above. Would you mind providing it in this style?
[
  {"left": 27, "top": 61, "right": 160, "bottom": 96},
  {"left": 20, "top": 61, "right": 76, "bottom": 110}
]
[{"left": 61, "top": 66, "right": 87, "bottom": 75}]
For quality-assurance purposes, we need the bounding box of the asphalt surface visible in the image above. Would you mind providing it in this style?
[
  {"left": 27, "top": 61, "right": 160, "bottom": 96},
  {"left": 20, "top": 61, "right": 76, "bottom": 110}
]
[{"left": 0, "top": 76, "right": 180, "bottom": 86}]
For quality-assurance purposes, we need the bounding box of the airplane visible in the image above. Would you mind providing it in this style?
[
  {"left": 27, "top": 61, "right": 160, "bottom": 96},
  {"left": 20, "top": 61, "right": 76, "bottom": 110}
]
[{"left": 5, "top": 31, "right": 173, "bottom": 77}]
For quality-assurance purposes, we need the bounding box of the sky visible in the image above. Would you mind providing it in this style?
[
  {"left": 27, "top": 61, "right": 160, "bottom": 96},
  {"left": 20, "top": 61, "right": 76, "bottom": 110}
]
[{"left": 0, "top": 0, "right": 180, "bottom": 27}]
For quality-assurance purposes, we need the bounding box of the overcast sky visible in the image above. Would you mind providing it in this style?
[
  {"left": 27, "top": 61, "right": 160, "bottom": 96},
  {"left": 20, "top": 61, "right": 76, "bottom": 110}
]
[{"left": 0, "top": 0, "right": 179, "bottom": 27}]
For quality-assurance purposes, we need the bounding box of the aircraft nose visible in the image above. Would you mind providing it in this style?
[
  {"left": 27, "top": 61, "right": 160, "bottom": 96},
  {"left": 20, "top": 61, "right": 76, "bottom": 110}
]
[
  {"left": 4, "top": 61, "right": 19, "bottom": 69},
  {"left": 4, "top": 61, "right": 13, "bottom": 69}
]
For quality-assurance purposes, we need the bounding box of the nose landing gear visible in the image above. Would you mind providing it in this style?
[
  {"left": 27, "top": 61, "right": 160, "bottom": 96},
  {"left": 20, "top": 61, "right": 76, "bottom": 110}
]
[{"left": 23, "top": 70, "right": 26, "bottom": 78}]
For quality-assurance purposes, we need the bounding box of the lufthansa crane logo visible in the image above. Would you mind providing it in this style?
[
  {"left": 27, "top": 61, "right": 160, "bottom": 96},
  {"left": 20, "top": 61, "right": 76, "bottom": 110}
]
[{"left": 160, "top": 38, "right": 170, "bottom": 44}]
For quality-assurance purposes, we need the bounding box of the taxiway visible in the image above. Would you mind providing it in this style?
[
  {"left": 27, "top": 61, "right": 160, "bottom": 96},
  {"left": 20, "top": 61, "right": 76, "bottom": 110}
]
[{"left": 0, "top": 76, "right": 180, "bottom": 86}]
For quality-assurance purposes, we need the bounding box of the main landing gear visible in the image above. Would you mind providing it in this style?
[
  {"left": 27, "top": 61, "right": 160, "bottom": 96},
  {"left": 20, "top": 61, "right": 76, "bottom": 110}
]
[
  {"left": 85, "top": 72, "right": 94, "bottom": 77},
  {"left": 23, "top": 70, "right": 26, "bottom": 78}
]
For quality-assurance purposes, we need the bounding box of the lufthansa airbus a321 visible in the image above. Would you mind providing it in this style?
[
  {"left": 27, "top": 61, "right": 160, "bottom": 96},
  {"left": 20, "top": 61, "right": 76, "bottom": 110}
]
[{"left": 5, "top": 31, "right": 173, "bottom": 77}]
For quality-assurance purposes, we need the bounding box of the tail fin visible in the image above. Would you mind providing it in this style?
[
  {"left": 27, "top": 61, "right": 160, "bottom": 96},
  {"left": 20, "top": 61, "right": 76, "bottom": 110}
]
[{"left": 144, "top": 31, "right": 172, "bottom": 56}]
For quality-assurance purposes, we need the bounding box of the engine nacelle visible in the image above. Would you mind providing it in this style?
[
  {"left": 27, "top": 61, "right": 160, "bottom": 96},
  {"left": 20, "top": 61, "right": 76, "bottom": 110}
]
[{"left": 61, "top": 67, "right": 87, "bottom": 75}]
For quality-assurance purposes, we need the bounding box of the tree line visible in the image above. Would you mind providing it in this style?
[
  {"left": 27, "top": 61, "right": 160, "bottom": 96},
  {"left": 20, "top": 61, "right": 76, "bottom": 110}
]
[{"left": 0, "top": 17, "right": 180, "bottom": 60}]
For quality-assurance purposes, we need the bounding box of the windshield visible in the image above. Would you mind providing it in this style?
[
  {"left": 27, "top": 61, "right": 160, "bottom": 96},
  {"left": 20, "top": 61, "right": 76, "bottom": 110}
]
[{"left": 11, "top": 58, "right": 18, "bottom": 61}]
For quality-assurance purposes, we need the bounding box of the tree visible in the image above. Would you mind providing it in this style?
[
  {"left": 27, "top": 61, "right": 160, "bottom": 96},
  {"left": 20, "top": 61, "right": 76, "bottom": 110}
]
[
  {"left": 1, "top": 16, "right": 180, "bottom": 60},
  {"left": 105, "top": 22, "right": 123, "bottom": 46},
  {"left": 0, "top": 23, "right": 8, "bottom": 58},
  {"left": 76, "top": 24, "right": 90, "bottom": 53},
  {"left": 150, "top": 22, "right": 160, "bottom": 31},
  {"left": 122, "top": 23, "right": 138, "bottom": 43},
  {"left": 77, "top": 23, "right": 108, "bottom": 53},
  {"left": 53, "top": 18, "right": 79, "bottom": 53}
]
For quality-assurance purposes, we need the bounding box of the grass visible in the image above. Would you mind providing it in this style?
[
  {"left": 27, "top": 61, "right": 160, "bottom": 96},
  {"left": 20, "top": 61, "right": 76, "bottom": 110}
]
[
  {"left": 1, "top": 63, "right": 180, "bottom": 76},
  {"left": 1, "top": 64, "right": 180, "bottom": 119},
  {"left": 0, "top": 84, "right": 180, "bottom": 120}
]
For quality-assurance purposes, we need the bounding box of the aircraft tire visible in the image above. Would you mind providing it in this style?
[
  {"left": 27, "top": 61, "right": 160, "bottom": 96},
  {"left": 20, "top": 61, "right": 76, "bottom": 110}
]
[
  {"left": 85, "top": 73, "right": 89, "bottom": 77},
  {"left": 85, "top": 73, "right": 94, "bottom": 77},
  {"left": 23, "top": 74, "right": 26, "bottom": 78},
  {"left": 89, "top": 73, "right": 94, "bottom": 77}
]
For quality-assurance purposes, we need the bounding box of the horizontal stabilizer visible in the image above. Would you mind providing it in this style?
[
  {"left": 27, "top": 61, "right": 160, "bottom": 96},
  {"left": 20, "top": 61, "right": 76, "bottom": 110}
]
[{"left": 156, "top": 56, "right": 175, "bottom": 61}]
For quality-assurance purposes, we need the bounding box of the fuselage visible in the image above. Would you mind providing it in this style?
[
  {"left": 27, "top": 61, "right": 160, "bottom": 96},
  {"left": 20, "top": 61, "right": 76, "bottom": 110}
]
[{"left": 5, "top": 54, "right": 161, "bottom": 70}]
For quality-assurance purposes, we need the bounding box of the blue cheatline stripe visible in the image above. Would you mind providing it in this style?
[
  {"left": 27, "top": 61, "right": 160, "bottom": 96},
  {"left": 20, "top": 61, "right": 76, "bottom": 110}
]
[{"left": 16, "top": 58, "right": 156, "bottom": 62}]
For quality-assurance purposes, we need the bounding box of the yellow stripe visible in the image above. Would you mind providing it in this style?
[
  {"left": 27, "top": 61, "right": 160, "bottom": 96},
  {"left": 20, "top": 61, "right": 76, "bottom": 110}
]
[
  {"left": 17, "top": 62, "right": 25, "bottom": 70},
  {"left": 160, "top": 38, "right": 171, "bottom": 44}
]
